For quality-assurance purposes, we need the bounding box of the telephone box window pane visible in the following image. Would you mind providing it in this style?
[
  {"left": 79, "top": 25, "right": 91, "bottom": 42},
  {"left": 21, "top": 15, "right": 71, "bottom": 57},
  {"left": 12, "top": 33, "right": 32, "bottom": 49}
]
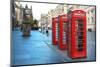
[
  {"left": 78, "top": 36, "right": 83, "bottom": 39},
  {"left": 63, "top": 22, "right": 67, "bottom": 44}
]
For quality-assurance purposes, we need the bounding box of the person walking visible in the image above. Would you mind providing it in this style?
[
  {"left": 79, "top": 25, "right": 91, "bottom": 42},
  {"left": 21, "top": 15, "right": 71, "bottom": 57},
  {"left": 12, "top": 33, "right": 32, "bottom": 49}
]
[{"left": 46, "top": 27, "right": 49, "bottom": 36}]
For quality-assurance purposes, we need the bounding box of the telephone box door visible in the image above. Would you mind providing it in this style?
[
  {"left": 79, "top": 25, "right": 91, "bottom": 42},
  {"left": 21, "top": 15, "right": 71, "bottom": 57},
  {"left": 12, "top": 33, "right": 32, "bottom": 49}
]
[
  {"left": 52, "top": 17, "right": 59, "bottom": 45},
  {"left": 59, "top": 14, "right": 68, "bottom": 50},
  {"left": 68, "top": 10, "right": 87, "bottom": 58}
]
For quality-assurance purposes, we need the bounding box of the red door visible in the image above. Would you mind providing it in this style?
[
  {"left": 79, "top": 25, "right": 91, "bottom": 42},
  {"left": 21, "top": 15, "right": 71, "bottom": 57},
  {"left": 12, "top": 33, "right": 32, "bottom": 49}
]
[
  {"left": 68, "top": 10, "right": 87, "bottom": 59},
  {"left": 52, "top": 17, "right": 59, "bottom": 45},
  {"left": 58, "top": 14, "right": 69, "bottom": 50}
]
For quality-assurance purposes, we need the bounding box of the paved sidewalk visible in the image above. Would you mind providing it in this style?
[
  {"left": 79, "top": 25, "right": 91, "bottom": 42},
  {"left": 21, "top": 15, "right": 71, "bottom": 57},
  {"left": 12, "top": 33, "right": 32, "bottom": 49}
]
[
  {"left": 44, "top": 31, "right": 96, "bottom": 62},
  {"left": 12, "top": 30, "right": 96, "bottom": 66},
  {"left": 12, "top": 30, "right": 69, "bottom": 66}
]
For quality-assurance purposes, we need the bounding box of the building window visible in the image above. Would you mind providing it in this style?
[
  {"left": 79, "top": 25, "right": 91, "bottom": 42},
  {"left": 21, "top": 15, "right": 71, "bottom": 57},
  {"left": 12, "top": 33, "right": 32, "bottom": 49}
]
[
  {"left": 88, "top": 11, "right": 89, "bottom": 14},
  {"left": 91, "top": 16, "right": 95, "bottom": 23},
  {"left": 91, "top": 10, "right": 94, "bottom": 13},
  {"left": 88, "top": 18, "right": 90, "bottom": 23}
]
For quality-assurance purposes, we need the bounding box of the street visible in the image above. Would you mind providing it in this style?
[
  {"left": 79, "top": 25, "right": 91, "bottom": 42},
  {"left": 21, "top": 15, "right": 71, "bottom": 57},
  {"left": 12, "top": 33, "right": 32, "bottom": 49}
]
[{"left": 11, "top": 30, "right": 96, "bottom": 66}]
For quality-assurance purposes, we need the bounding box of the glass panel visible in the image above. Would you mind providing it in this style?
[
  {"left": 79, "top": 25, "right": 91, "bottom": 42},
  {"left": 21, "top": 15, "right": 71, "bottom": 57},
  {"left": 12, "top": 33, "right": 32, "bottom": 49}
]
[
  {"left": 63, "top": 22, "right": 67, "bottom": 44},
  {"left": 76, "top": 19, "right": 84, "bottom": 51},
  {"left": 56, "top": 23, "right": 59, "bottom": 41}
]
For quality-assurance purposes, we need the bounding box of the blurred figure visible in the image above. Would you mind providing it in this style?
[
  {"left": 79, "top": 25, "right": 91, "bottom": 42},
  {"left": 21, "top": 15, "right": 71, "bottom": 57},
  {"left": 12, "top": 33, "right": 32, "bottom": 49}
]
[
  {"left": 39, "top": 27, "right": 41, "bottom": 32},
  {"left": 20, "top": 24, "right": 23, "bottom": 31},
  {"left": 42, "top": 27, "right": 45, "bottom": 34},
  {"left": 46, "top": 27, "right": 49, "bottom": 36}
]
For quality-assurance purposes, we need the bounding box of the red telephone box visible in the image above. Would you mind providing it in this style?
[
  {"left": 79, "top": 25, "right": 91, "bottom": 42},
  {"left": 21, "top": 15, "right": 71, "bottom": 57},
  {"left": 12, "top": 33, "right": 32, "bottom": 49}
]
[
  {"left": 58, "top": 14, "right": 69, "bottom": 50},
  {"left": 52, "top": 17, "right": 59, "bottom": 45},
  {"left": 68, "top": 10, "right": 87, "bottom": 58}
]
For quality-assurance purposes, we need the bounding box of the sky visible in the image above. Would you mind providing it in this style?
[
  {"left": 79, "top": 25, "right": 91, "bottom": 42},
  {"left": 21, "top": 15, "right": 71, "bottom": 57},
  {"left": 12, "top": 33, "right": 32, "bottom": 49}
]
[
  {"left": 20, "top": 2, "right": 58, "bottom": 20},
  {"left": 16, "top": 0, "right": 96, "bottom": 20}
]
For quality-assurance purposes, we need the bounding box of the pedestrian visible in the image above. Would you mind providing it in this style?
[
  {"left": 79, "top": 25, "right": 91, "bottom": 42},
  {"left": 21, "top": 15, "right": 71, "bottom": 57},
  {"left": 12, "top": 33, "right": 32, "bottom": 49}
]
[
  {"left": 43, "top": 27, "right": 45, "bottom": 34},
  {"left": 20, "top": 24, "right": 23, "bottom": 31},
  {"left": 39, "top": 28, "right": 41, "bottom": 32},
  {"left": 46, "top": 27, "right": 49, "bottom": 36}
]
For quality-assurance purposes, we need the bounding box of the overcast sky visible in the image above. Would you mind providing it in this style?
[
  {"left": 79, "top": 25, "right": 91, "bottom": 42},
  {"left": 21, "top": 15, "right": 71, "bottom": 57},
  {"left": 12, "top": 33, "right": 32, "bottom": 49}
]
[
  {"left": 20, "top": 2, "right": 58, "bottom": 20},
  {"left": 17, "top": 0, "right": 95, "bottom": 20}
]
